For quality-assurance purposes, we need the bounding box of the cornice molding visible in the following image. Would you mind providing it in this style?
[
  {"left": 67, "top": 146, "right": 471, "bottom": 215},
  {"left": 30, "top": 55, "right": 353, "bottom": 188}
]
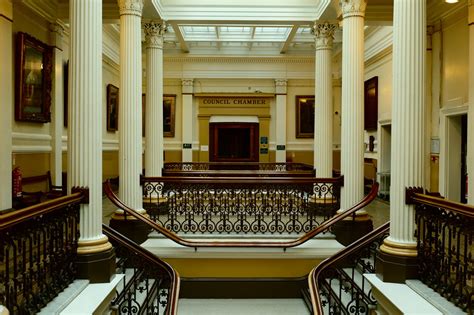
[
  {"left": 21, "top": 0, "right": 57, "bottom": 22},
  {"left": 164, "top": 55, "right": 315, "bottom": 64}
]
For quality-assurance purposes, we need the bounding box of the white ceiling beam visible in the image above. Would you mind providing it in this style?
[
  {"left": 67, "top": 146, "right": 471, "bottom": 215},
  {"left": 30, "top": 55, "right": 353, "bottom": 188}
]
[
  {"left": 215, "top": 26, "right": 221, "bottom": 50},
  {"left": 171, "top": 22, "right": 190, "bottom": 53},
  {"left": 280, "top": 25, "right": 299, "bottom": 54},
  {"left": 248, "top": 26, "right": 256, "bottom": 50}
]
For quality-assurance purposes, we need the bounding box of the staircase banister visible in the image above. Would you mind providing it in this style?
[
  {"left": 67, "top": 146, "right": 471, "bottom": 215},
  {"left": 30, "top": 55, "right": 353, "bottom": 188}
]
[
  {"left": 308, "top": 221, "right": 390, "bottom": 314},
  {"left": 102, "top": 224, "right": 180, "bottom": 315},
  {"left": 104, "top": 180, "right": 377, "bottom": 248},
  {"left": 0, "top": 191, "right": 85, "bottom": 230},
  {"left": 411, "top": 192, "right": 474, "bottom": 218}
]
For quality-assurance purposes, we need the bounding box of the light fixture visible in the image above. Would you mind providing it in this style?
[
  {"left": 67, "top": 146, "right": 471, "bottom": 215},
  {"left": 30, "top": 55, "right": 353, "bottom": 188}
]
[{"left": 445, "top": 0, "right": 459, "bottom": 3}]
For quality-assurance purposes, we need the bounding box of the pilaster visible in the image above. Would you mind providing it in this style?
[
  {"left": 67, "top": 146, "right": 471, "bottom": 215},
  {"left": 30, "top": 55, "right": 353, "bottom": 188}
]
[
  {"left": 312, "top": 22, "right": 336, "bottom": 177},
  {"left": 69, "top": 0, "right": 114, "bottom": 282},
  {"left": 0, "top": 2, "right": 13, "bottom": 211},
  {"left": 378, "top": 0, "right": 426, "bottom": 283},
  {"left": 275, "top": 79, "right": 287, "bottom": 163},
  {"left": 49, "top": 22, "right": 65, "bottom": 187},
  {"left": 182, "top": 78, "right": 194, "bottom": 162},
  {"left": 144, "top": 20, "right": 166, "bottom": 177}
]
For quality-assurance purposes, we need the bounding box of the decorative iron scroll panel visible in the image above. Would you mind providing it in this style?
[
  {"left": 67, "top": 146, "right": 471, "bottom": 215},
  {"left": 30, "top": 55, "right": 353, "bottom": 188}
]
[
  {"left": 142, "top": 180, "right": 341, "bottom": 234},
  {"left": 108, "top": 235, "right": 174, "bottom": 314},
  {"left": 318, "top": 230, "right": 388, "bottom": 315},
  {"left": 0, "top": 202, "right": 80, "bottom": 314},
  {"left": 415, "top": 203, "right": 473, "bottom": 313}
]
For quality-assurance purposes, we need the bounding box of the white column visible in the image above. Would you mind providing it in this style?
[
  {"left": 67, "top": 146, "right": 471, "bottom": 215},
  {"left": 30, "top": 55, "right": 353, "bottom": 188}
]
[
  {"left": 144, "top": 21, "right": 166, "bottom": 177},
  {"left": 312, "top": 22, "right": 336, "bottom": 178},
  {"left": 380, "top": 0, "right": 426, "bottom": 256},
  {"left": 69, "top": 0, "right": 111, "bottom": 250},
  {"left": 468, "top": 1, "right": 474, "bottom": 205},
  {"left": 340, "top": 0, "right": 367, "bottom": 210},
  {"left": 49, "top": 22, "right": 65, "bottom": 187},
  {"left": 118, "top": 0, "right": 144, "bottom": 212},
  {"left": 0, "top": 2, "right": 13, "bottom": 210},
  {"left": 275, "top": 79, "right": 287, "bottom": 163},
  {"left": 182, "top": 79, "right": 194, "bottom": 162}
]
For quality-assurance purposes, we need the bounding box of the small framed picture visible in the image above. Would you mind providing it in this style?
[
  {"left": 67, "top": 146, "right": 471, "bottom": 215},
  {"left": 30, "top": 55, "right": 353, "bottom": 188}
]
[
  {"left": 296, "top": 95, "right": 315, "bottom": 138},
  {"left": 106, "top": 84, "right": 119, "bottom": 132},
  {"left": 163, "top": 94, "right": 176, "bottom": 137}
]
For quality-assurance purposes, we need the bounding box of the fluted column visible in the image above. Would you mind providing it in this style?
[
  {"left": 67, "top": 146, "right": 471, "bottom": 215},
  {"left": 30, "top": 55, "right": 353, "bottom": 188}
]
[
  {"left": 312, "top": 22, "right": 336, "bottom": 177},
  {"left": 275, "top": 79, "right": 287, "bottom": 163},
  {"left": 50, "top": 22, "right": 65, "bottom": 187},
  {"left": 378, "top": 0, "right": 426, "bottom": 282},
  {"left": 144, "top": 21, "right": 166, "bottom": 177},
  {"left": 340, "top": 0, "right": 367, "bottom": 211},
  {"left": 182, "top": 79, "right": 194, "bottom": 162},
  {"left": 468, "top": 1, "right": 474, "bottom": 205},
  {"left": 118, "top": 0, "right": 144, "bottom": 212},
  {"left": 69, "top": 0, "right": 114, "bottom": 282},
  {"left": 0, "top": 2, "right": 13, "bottom": 210}
]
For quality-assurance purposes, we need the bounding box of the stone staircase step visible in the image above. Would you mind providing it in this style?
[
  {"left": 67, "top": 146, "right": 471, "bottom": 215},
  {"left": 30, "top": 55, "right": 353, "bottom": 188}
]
[{"left": 38, "top": 280, "right": 89, "bottom": 315}]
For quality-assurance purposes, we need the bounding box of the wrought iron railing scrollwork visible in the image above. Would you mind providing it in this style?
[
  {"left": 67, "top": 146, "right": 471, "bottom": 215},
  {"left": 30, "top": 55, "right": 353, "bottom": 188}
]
[
  {"left": 141, "top": 176, "right": 342, "bottom": 235},
  {"left": 408, "top": 190, "right": 473, "bottom": 313},
  {"left": 0, "top": 191, "right": 86, "bottom": 314},
  {"left": 103, "top": 224, "right": 180, "bottom": 315},
  {"left": 308, "top": 222, "right": 389, "bottom": 315}
]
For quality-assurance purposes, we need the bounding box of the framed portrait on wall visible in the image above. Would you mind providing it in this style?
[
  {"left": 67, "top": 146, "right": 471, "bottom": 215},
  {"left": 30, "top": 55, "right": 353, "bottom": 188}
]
[
  {"left": 106, "top": 84, "right": 119, "bottom": 132},
  {"left": 163, "top": 94, "right": 176, "bottom": 137},
  {"left": 15, "top": 32, "right": 53, "bottom": 123},
  {"left": 296, "top": 95, "right": 315, "bottom": 138}
]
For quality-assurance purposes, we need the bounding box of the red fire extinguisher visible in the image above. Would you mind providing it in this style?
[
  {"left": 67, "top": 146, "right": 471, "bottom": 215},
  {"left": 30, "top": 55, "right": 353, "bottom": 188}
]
[{"left": 12, "top": 167, "right": 22, "bottom": 198}]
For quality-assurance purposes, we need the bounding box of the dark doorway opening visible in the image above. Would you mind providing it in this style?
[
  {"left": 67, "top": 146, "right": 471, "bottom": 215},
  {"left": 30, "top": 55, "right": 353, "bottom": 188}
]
[
  {"left": 461, "top": 114, "right": 467, "bottom": 204},
  {"left": 210, "top": 122, "right": 259, "bottom": 162}
]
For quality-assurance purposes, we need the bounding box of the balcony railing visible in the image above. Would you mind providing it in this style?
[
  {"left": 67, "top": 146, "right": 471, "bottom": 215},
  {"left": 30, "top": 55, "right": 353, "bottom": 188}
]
[
  {"left": 408, "top": 189, "right": 473, "bottom": 313},
  {"left": 141, "top": 176, "right": 343, "bottom": 235},
  {"left": 0, "top": 189, "right": 87, "bottom": 314}
]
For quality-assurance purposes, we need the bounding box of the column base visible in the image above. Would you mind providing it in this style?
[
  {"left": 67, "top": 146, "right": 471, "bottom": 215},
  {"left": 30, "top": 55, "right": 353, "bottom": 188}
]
[
  {"left": 109, "top": 212, "right": 151, "bottom": 244},
  {"left": 76, "top": 247, "right": 116, "bottom": 283},
  {"left": 332, "top": 215, "right": 373, "bottom": 246},
  {"left": 376, "top": 249, "right": 418, "bottom": 283}
]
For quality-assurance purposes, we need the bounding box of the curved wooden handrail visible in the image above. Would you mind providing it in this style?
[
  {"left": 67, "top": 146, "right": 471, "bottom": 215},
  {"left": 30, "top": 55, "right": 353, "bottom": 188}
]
[
  {"left": 308, "top": 221, "right": 390, "bottom": 314},
  {"left": 141, "top": 175, "right": 344, "bottom": 185},
  {"left": 103, "top": 224, "right": 180, "bottom": 315},
  {"left": 412, "top": 192, "right": 474, "bottom": 218},
  {"left": 104, "top": 180, "right": 378, "bottom": 248},
  {"left": 0, "top": 192, "right": 84, "bottom": 231}
]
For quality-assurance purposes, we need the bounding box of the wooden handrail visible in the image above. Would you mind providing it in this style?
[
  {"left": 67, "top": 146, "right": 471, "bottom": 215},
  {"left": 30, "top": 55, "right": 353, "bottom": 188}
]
[
  {"left": 102, "top": 224, "right": 180, "bottom": 315},
  {"left": 104, "top": 180, "right": 377, "bottom": 248},
  {"left": 308, "top": 221, "right": 390, "bottom": 314},
  {"left": 0, "top": 192, "right": 84, "bottom": 231},
  {"left": 412, "top": 192, "right": 474, "bottom": 218}
]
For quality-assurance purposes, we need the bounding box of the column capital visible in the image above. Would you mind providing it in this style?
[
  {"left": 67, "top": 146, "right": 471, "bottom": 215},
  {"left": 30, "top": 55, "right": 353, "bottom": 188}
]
[
  {"left": 275, "top": 79, "right": 287, "bottom": 94},
  {"left": 117, "top": 0, "right": 143, "bottom": 16},
  {"left": 182, "top": 78, "right": 194, "bottom": 94},
  {"left": 49, "top": 22, "right": 65, "bottom": 37},
  {"left": 312, "top": 22, "right": 337, "bottom": 50},
  {"left": 339, "top": 0, "right": 367, "bottom": 19},
  {"left": 143, "top": 20, "right": 167, "bottom": 49}
]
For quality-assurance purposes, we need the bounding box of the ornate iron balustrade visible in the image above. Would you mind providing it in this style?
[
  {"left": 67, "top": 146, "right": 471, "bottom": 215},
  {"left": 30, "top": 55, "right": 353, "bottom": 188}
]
[
  {"left": 162, "top": 162, "right": 315, "bottom": 177},
  {"left": 308, "top": 222, "right": 390, "bottom": 315},
  {"left": 141, "top": 176, "right": 342, "bottom": 235},
  {"left": 409, "top": 190, "right": 473, "bottom": 313},
  {"left": 0, "top": 191, "right": 86, "bottom": 314},
  {"left": 103, "top": 225, "right": 179, "bottom": 315}
]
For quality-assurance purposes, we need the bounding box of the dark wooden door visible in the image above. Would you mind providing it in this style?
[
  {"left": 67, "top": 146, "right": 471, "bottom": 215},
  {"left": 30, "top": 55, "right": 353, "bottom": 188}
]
[{"left": 209, "top": 122, "right": 259, "bottom": 162}]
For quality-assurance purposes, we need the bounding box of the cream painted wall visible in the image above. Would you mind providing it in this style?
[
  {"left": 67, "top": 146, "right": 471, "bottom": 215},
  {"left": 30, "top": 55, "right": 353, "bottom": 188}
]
[
  {"left": 102, "top": 58, "right": 120, "bottom": 147},
  {"left": 286, "top": 79, "right": 314, "bottom": 150},
  {"left": 442, "top": 10, "right": 469, "bottom": 108}
]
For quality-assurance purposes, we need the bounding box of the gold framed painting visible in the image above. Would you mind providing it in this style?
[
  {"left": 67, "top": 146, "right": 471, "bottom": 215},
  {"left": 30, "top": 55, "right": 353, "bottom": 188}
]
[
  {"left": 295, "top": 95, "right": 315, "bottom": 138},
  {"left": 106, "top": 84, "right": 119, "bottom": 132},
  {"left": 163, "top": 94, "right": 176, "bottom": 137},
  {"left": 15, "top": 32, "right": 53, "bottom": 123}
]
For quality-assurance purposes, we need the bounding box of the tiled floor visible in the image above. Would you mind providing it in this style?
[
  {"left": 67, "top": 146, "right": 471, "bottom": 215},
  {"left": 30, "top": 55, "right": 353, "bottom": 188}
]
[{"left": 177, "top": 299, "right": 311, "bottom": 315}]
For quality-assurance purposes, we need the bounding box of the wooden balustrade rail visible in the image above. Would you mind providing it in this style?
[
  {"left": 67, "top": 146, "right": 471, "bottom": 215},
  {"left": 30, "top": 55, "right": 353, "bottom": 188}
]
[
  {"left": 104, "top": 180, "right": 378, "bottom": 248},
  {"left": 103, "top": 224, "right": 180, "bottom": 315}
]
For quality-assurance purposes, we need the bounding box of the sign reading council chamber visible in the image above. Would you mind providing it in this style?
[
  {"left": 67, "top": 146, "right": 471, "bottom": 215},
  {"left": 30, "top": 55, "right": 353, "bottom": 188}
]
[{"left": 200, "top": 97, "right": 270, "bottom": 106}]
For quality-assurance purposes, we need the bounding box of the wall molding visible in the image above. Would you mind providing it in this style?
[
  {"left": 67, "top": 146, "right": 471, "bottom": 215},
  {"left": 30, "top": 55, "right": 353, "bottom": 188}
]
[{"left": 164, "top": 55, "right": 315, "bottom": 64}]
